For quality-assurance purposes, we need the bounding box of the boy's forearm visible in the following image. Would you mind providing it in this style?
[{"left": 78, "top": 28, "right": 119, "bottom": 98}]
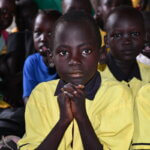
[
  {"left": 36, "top": 119, "right": 70, "bottom": 150},
  {"left": 76, "top": 114, "right": 103, "bottom": 150}
]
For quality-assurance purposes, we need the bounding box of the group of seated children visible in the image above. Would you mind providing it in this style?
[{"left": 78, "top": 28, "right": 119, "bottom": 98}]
[
  {"left": 0, "top": 0, "right": 149, "bottom": 149},
  {"left": 18, "top": 3, "right": 150, "bottom": 150}
]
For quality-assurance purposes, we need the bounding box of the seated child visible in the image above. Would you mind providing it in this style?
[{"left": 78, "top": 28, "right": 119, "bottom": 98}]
[
  {"left": 132, "top": 83, "right": 150, "bottom": 150},
  {"left": 100, "top": 6, "right": 150, "bottom": 96},
  {"left": 18, "top": 10, "right": 134, "bottom": 150},
  {"left": 137, "top": 11, "right": 150, "bottom": 65},
  {"left": 0, "top": 0, "right": 15, "bottom": 55},
  {"left": 23, "top": 10, "right": 61, "bottom": 104},
  {"left": 90, "top": 0, "right": 132, "bottom": 71},
  {"left": 62, "top": 0, "right": 92, "bottom": 15},
  {"left": 90, "top": 0, "right": 132, "bottom": 46}
]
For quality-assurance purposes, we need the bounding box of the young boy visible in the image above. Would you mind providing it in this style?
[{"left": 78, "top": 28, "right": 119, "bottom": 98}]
[
  {"left": 132, "top": 83, "right": 150, "bottom": 150},
  {"left": 23, "top": 10, "right": 61, "bottom": 104},
  {"left": 18, "top": 11, "right": 133, "bottom": 150},
  {"left": 62, "top": 0, "right": 92, "bottom": 15},
  {"left": 100, "top": 6, "right": 150, "bottom": 96}
]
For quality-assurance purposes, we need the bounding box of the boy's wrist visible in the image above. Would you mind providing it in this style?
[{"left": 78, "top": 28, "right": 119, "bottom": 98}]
[{"left": 58, "top": 118, "right": 72, "bottom": 127}]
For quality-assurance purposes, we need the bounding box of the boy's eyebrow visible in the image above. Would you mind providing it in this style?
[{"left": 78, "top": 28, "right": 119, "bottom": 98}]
[{"left": 56, "top": 42, "right": 94, "bottom": 49}]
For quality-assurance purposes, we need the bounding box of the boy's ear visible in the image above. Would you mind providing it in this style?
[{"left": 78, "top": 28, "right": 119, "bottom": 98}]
[{"left": 104, "top": 35, "right": 109, "bottom": 48}]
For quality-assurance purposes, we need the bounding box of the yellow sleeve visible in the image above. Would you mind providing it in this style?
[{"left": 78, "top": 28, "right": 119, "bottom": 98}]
[
  {"left": 18, "top": 83, "right": 56, "bottom": 150},
  {"left": 132, "top": 84, "right": 150, "bottom": 150},
  {"left": 95, "top": 82, "right": 134, "bottom": 150}
]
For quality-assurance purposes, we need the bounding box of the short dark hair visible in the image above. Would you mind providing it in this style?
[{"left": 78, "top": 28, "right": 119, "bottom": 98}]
[
  {"left": 105, "top": 6, "right": 145, "bottom": 31},
  {"left": 62, "top": 0, "right": 92, "bottom": 15},
  {"left": 34, "top": 9, "right": 62, "bottom": 27},
  {"left": 90, "top": 0, "right": 132, "bottom": 10},
  {"left": 51, "top": 10, "right": 101, "bottom": 50}
]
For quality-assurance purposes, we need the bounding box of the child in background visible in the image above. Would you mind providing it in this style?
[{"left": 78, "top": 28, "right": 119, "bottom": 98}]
[
  {"left": 90, "top": 0, "right": 132, "bottom": 45},
  {"left": 0, "top": 0, "right": 15, "bottom": 55},
  {"left": 91, "top": 0, "right": 132, "bottom": 31},
  {"left": 23, "top": 10, "right": 61, "bottom": 104},
  {"left": 18, "top": 11, "right": 133, "bottom": 150},
  {"left": 62, "top": 0, "right": 92, "bottom": 15},
  {"left": 137, "top": 11, "right": 150, "bottom": 65},
  {"left": 100, "top": 6, "right": 150, "bottom": 97},
  {"left": 8, "top": 0, "right": 39, "bottom": 58},
  {"left": 15, "top": 0, "right": 38, "bottom": 32},
  {"left": 90, "top": 0, "right": 132, "bottom": 71}
]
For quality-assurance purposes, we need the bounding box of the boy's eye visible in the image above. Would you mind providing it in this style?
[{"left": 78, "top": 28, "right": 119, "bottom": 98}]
[
  {"left": 47, "top": 32, "right": 52, "bottom": 36},
  {"left": 82, "top": 49, "right": 92, "bottom": 55},
  {"left": 112, "top": 33, "right": 122, "bottom": 39},
  {"left": 34, "top": 31, "right": 41, "bottom": 36},
  {"left": 59, "top": 50, "right": 69, "bottom": 56},
  {"left": 130, "top": 32, "right": 140, "bottom": 37},
  {"left": 0, "top": 9, "right": 8, "bottom": 15}
]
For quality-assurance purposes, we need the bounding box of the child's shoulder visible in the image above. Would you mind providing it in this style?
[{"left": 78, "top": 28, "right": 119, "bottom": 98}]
[
  {"left": 137, "top": 83, "right": 150, "bottom": 95},
  {"left": 101, "top": 77, "right": 130, "bottom": 91},
  {"left": 33, "top": 79, "right": 60, "bottom": 93},
  {"left": 24, "top": 53, "right": 42, "bottom": 66},
  {"left": 137, "top": 61, "right": 150, "bottom": 69},
  {"left": 98, "top": 77, "right": 132, "bottom": 102}
]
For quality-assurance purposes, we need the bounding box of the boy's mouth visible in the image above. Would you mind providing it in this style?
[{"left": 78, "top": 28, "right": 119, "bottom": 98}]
[{"left": 68, "top": 71, "right": 84, "bottom": 78}]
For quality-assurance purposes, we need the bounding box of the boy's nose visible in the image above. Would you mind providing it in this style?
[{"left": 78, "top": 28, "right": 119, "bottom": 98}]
[
  {"left": 40, "top": 34, "right": 46, "bottom": 41},
  {"left": 69, "top": 54, "right": 81, "bottom": 65},
  {"left": 123, "top": 33, "right": 132, "bottom": 44}
]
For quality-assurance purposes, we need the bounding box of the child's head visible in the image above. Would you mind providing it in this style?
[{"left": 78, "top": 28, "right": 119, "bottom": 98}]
[
  {"left": 0, "top": 0, "right": 15, "bottom": 31},
  {"left": 33, "top": 10, "right": 61, "bottom": 57},
  {"left": 105, "top": 6, "right": 145, "bottom": 62},
  {"left": 15, "top": 0, "right": 38, "bottom": 31},
  {"left": 50, "top": 10, "right": 101, "bottom": 85},
  {"left": 141, "top": 11, "right": 150, "bottom": 58},
  {"left": 91, "top": 0, "right": 132, "bottom": 30},
  {"left": 62, "top": 0, "right": 92, "bottom": 15}
]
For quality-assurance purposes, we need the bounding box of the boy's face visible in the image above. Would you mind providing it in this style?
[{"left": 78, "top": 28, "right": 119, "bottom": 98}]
[
  {"left": 33, "top": 14, "right": 54, "bottom": 56},
  {"left": 106, "top": 14, "right": 145, "bottom": 61},
  {"left": 62, "top": 0, "right": 91, "bottom": 14},
  {"left": 94, "top": 0, "right": 125, "bottom": 29},
  {"left": 0, "top": 0, "right": 15, "bottom": 31},
  {"left": 52, "top": 22, "right": 100, "bottom": 85}
]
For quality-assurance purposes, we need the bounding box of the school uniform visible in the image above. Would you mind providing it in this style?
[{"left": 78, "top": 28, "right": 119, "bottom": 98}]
[
  {"left": 132, "top": 83, "right": 150, "bottom": 150},
  {"left": 99, "top": 53, "right": 150, "bottom": 97},
  {"left": 18, "top": 72, "right": 134, "bottom": 150}
]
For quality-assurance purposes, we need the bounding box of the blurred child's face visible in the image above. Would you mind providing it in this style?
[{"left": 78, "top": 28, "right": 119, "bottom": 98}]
[
  {"left": 106, "top": 14, "right": 145, "bottom": 61},
  {"left": 0, "top": 0, "right": 15, "bottom": 31},
  {"left": 62, "top": 0, "right": 91, "bottom": 14},
  {"left": 33, "top": 14, "right": 54, "bottom": 56},
  {"left": 94, "top": 0, "right": 125, "bottom": 30},
  {"left": 52, "top": 22, "right": 100, "bottom": 85},
  {"left": 16, "top": 6, "right": 37, "bottom": 31}
]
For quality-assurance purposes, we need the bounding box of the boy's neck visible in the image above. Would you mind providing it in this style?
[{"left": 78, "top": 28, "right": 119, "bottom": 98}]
[{"left": 113, "top": 58, "right": 137, "bottom": 75}]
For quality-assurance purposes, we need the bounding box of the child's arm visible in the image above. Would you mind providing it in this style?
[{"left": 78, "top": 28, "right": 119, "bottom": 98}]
[
  {"left": 62, "top": 83, "right": 103, "bottom": 150},
  {"left": 36, "top": 92, "right": 73, "bottom": 150}
]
